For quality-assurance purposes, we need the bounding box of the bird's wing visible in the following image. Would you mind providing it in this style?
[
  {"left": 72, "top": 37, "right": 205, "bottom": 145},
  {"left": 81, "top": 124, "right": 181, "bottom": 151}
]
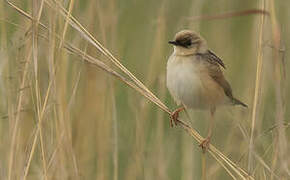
[
  {"left": 197, "top": 50, "right": 226, "bottom": 69},
  {"left": 196, "top": 50, "right": 231, "bottom": 97},
  {"left": 197, "top": 50, "right": 247, "bottom": 107},
  {"left": 206, "top": 62, "right": 234, "bottom": 99}
]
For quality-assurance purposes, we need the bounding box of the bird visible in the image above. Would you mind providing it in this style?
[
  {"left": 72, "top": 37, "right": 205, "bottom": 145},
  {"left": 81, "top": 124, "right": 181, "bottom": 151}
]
[{"left": 166, "top": 30, "right": 247, "bottom": 151}]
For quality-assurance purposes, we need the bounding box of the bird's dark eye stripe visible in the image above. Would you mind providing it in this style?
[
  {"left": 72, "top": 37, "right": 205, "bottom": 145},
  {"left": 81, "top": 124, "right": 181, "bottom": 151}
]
[{"left": 176, "top": 38, "right": 192, "bottom": 47}]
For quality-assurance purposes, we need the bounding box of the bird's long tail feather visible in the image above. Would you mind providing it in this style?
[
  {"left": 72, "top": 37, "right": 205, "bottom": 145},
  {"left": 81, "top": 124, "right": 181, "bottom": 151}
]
[{"left": 232, "top": 98, "right": 247, "bottom": 107}]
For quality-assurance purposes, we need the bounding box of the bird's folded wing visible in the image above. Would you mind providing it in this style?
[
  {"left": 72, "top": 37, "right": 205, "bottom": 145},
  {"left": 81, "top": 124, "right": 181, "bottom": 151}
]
[
  {"left": 201, "top": 51, "right": 233, "bottom": 99},
  {"left": 209, "top": 67, "right": 233, "bottom": 99},
  {"left": 197, "top": 50, "right": 247, "bottom": 107},
  {"left": 197, "top": 50, "right": 226, "bottom": 69}
]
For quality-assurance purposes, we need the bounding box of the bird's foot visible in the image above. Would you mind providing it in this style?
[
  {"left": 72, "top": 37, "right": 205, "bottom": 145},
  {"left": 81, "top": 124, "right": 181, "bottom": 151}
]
[
  {"left": 170, "top": 107, "right": 185, "bottom": 127},
  {"left": 199, "top": 137, "right": 211, "bottom": 153},
  {"left": 170, "top": 110, "right": 179, "bottom": 127}
]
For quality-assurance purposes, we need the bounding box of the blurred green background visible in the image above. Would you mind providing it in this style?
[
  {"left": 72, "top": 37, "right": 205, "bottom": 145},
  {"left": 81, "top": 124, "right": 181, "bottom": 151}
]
[{"left": 0, "top": 0, "right": 289, "bottom": 179}]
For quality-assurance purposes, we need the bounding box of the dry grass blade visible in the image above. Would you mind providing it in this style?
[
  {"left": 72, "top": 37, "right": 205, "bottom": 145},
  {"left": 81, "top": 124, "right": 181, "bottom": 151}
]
[
  {"left": 248, "top": 0, "right": 266, "bottom": 174},
  {"left": 59, "top": 0, "right": 75, "bottom": 48},
  {"left": 5, "top": 0, "right": 47, "bottom": 29},
  {"left": 8, "top": 46, "right": 32, "bottom": 180},
  {"left": 31, "top": 1, "right": 48, "bottom": 180},
  {"left": 23, "top": 78, "right": 53, "bottom": 180},
  {"left": 6, "top": 1, "right": 255, "bottom": 179}
]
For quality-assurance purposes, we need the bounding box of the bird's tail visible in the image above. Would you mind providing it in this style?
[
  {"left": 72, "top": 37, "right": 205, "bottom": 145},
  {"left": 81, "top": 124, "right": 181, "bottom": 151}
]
[{"left": 232, "top": 98, "right": 248, "bottom": 108}]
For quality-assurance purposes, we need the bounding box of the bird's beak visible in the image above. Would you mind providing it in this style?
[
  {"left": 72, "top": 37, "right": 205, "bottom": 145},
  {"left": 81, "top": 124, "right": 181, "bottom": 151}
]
[{"left": 168, "top": 40, "right": 179, "bottom": 46}]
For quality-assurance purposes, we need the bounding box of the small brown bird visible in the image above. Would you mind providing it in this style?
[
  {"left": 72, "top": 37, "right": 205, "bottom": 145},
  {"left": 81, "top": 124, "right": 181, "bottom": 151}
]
[{"left": 167, "top": 30, "right": 247, "bottom": 151}]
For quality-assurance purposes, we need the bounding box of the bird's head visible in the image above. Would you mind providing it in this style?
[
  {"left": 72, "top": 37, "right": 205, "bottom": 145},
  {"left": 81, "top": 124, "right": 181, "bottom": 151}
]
[{"left": 169, "top": 30, "right": 208, "bottom": 56}]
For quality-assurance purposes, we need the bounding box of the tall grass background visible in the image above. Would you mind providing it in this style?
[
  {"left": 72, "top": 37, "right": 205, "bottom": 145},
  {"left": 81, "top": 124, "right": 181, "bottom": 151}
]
[{"left": 0, "top": 0, "right": 289, "bottom": 179}]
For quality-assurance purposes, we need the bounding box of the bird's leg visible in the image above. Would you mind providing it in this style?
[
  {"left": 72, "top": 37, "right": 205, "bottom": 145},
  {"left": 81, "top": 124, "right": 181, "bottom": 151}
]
[
  {"left": 200, "top": 108, "right": 216, "bottom": 153},
  {"left": 170, "top": 106, "right": 185, "bottom": 127}
]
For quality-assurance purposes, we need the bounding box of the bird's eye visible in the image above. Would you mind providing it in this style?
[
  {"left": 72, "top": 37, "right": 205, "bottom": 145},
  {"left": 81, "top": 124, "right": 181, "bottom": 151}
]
[{"left": 184, "top": 40, "right": 192, "bottom": 46}]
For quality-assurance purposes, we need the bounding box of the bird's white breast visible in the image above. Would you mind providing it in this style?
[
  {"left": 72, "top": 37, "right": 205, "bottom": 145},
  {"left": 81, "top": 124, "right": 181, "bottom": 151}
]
[{"left": 167, "top": 54, "right": 206, "bottom": 109}]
